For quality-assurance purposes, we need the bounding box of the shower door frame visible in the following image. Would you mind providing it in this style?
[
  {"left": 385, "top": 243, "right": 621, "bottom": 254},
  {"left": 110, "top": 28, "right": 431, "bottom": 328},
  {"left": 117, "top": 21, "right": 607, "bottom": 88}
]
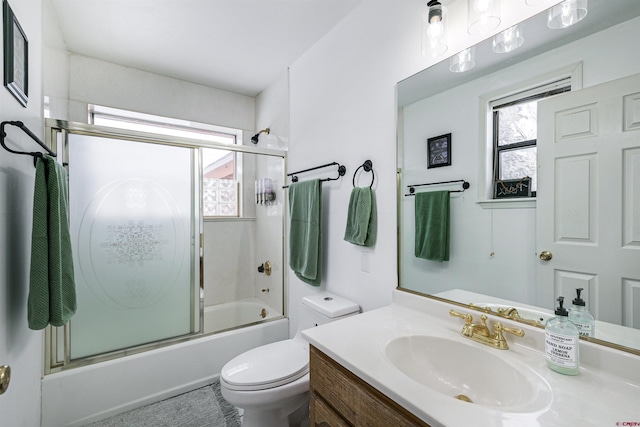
[{"left": 44, "top": 119, "right": 288, "bottom": 374}]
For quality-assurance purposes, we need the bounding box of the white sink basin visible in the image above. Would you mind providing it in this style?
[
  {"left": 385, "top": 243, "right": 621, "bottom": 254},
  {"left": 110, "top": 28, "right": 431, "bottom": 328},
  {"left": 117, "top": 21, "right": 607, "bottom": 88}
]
[{"left": 385, "top": 335, "right": 552, "bottom": 412}]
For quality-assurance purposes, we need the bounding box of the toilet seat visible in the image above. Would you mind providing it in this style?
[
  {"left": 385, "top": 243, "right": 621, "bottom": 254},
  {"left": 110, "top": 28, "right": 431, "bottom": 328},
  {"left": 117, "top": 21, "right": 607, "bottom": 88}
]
[{"left": 221, "top": 340, "right": 309, "bottom": 391}]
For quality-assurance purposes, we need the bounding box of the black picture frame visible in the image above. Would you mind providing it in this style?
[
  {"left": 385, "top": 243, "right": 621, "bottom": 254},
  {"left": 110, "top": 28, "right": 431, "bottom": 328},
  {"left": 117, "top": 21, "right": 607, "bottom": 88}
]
[
  {"left": 3, "top": 0, "right": 28, "bottom": 107},
  {"left": 427, "top": 133, "right": 451, "bottom": 168}
]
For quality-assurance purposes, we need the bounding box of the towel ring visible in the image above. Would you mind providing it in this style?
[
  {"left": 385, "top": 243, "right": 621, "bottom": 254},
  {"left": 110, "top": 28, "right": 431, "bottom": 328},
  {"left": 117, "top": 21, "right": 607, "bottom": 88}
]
[{"left": 353, "top": 160, "right": 374, "bottom": 188}]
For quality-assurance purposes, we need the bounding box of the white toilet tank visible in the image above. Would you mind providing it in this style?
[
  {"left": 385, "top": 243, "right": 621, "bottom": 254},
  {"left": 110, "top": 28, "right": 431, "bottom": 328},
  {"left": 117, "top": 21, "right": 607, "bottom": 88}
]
[{"left": 298, "top": 292, "right": 360, "bottom": 334}]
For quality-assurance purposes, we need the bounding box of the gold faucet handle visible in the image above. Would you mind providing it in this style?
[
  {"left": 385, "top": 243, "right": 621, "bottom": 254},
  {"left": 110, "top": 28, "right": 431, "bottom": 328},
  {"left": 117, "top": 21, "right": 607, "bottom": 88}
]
[
  {"left": 449, "top": 309, "right": 472, "bottom": 324},
  {"left": 494, "top": 322, "right": 525, "bottom": 338}
]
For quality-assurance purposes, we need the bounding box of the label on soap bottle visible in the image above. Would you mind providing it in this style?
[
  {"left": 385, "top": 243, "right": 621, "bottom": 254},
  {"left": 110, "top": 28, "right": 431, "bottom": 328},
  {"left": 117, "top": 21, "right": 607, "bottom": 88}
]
[
  {"left": 545, "top": 332, "right": 578, "bottom": 368},
  {"left": 575, "top": 322, "right": 593, "bottom": 337}
]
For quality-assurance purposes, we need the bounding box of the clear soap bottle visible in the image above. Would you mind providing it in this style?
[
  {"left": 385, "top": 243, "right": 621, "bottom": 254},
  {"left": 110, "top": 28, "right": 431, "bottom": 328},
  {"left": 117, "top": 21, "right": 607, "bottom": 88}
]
[
  {"left": 545, "top": 296, "right": 580, "bottom": 375},
  {"left": 568, "top": 288, "right": 595, "bottom": 338}
]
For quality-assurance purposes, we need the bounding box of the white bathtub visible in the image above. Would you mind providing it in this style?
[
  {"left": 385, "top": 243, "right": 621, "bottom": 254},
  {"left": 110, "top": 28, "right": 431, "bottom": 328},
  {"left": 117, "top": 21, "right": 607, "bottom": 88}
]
[
  {"left": 41, "top": 311, "right": 288, "bottom": 426},
  {"left": 204, "top": 298, "right": 282, "bottom": 334}
]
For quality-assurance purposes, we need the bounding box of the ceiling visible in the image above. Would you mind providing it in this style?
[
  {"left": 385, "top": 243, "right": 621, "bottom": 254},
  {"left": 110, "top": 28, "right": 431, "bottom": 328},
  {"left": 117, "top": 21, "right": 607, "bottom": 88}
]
[{"left": 48, "top": 0, "right": 364, "bottom": 97}]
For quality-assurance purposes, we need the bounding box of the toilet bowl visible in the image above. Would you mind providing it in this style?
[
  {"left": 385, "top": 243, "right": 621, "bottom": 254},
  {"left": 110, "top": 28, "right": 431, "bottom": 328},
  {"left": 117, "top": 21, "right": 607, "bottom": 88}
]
[{"left": 220, "top": 292, "right": 360, "bottom": 427}]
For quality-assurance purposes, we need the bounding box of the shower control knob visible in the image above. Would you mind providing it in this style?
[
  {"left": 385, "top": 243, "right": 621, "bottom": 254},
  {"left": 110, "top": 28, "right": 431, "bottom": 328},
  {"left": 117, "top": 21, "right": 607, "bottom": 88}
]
[{"left": 257, "top": 261, "right": 272, "bottom": 276}]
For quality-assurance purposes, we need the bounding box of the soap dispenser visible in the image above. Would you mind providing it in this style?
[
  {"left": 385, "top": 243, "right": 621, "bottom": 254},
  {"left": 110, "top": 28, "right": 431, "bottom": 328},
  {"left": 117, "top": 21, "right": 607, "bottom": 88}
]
[
  {"left": 568, "top": 288, "right": 595, "bottom": 337},
  {"left": 545, "top": 296, "right": 579, "bottom": 376}
]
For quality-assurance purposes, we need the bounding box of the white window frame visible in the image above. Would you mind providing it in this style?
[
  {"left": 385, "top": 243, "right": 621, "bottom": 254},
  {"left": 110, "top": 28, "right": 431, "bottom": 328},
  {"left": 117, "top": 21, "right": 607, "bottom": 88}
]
[
  {"left": 89, "top": 105, "right": 241, "bottom": 144},
  {"left": 88, "top": 105, "right": 244, "bottom": 217},
  {"left": 477, "top": 62, "right": 583, "bottom": 209}
]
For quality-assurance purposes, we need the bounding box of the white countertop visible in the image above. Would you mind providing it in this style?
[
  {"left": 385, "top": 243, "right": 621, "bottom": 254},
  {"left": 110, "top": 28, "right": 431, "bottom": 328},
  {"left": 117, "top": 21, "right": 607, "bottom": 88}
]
[{"left": 302, "top": 289, "right": 640, "bottom": 427}]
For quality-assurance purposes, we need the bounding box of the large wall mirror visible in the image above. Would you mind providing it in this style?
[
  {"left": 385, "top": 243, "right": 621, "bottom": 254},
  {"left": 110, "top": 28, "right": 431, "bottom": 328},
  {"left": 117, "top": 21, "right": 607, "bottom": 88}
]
[{"left": 397, "top": 0, "right": 640, "bottom": 355}]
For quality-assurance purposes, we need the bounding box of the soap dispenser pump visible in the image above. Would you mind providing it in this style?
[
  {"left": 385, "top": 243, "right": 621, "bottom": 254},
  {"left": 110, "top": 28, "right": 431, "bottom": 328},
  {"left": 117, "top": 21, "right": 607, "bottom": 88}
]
[
  {"left": 568, "top": 288, "right": 595, "bottom": 337},
  {"left": 545, "top": 296, "right": 580, "bottom": 376}
]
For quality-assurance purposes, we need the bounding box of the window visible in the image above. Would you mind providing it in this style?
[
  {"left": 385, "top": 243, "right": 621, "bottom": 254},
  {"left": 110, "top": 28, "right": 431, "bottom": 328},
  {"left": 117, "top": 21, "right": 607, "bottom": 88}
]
[
  {"left": 490, "top": 78, "right": 571, "bottom": 199},
  {"left": 44, "top": 95, "right": 51, "bottom": 118},
  {"left": 202, "top": 149, "right": 238, "bottom": 216},
  {"left": 89, "top": 105, "right": 242, "bottom": 216}
]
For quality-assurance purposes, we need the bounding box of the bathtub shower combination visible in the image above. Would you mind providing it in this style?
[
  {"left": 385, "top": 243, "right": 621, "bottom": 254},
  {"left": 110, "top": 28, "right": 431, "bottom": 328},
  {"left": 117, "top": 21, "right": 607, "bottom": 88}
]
[
  {"left": 204, "top": 299, "right": 281, "bottom": 334},
  {"left": 40, "top": 120, "right": 288, "bottom": 427}
]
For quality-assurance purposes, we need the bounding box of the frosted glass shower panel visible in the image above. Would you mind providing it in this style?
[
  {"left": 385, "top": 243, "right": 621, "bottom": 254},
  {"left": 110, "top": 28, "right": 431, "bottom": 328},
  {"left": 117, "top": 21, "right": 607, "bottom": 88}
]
[{"left": 68, "top": 134, "right": 194, "bottom": 359}]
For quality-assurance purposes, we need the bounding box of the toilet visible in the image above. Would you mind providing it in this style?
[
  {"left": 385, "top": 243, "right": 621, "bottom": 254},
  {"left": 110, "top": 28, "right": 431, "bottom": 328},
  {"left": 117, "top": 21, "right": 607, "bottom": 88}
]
[{"left": 220, "top": 292, "right": 360, "bottom": 427}]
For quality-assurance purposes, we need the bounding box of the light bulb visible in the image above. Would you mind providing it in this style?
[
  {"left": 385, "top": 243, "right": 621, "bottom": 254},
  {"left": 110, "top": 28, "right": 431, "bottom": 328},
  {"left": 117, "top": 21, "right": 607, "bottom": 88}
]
[
  {"left": 548, "top": 0, "right": 588, "bottom": 29},
  {"left": 450, "top": 47, "right": 476, "bottom": 73},
  {"left": 474, "top": 0, "right": 491, "bottom": 13},
  {"left": 427, "top": 19, "right": 444, "bottom": 39},
  {"left": 468, "top": 0, "right": 501, "bottom": 35},
  {"left": 492, "top": 24, "right": 524, "bottom": 53},
  {"left": 422, "top": 1, "right": 447, "bottom": 58}
]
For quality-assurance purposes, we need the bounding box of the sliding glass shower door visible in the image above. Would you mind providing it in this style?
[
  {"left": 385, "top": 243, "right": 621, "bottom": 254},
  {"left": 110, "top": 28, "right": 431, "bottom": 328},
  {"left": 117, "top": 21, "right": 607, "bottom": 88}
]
[{"left": 67, "top": 133, "right": 197, "bottom": 359}]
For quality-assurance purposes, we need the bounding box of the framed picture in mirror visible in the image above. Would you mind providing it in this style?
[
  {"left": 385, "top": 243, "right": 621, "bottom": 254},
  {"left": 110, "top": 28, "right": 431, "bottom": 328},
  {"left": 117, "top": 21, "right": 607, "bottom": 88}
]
[
  {"left": 3, "top": 0, "right": 28, "bottom": 107},
  {"left": 427, "top": 133, "right": 451, "bottom": 168}
]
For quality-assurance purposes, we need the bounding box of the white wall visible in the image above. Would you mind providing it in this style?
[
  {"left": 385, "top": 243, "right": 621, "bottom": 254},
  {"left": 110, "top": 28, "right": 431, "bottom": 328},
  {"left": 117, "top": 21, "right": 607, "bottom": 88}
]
[
  {"left": 284, "top": 0, "right": 553, "bottom": 336},
  {"left": 0, "top": 0, "right": 44, "bottom": 425},
  {"left": 43, "top": 0, "right": 69, "bottom": 120},
  {"left": 256, "top": 70, "right": 289, "bottom": 151},
  {"left": 67, "top": 54, "right": 256, "bottom": 131},
  {"left": 400, "top": 17, "right": 640, "bottom": 306}
]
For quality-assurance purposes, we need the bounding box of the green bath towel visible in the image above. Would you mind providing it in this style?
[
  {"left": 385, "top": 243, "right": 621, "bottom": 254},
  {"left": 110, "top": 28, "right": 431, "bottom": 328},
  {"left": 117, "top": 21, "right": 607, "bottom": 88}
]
[
  {"left": 288, "top": 180, "right": 322, "bottom": 286},
  {"left": 343, "top": 187, "right": 377, "bottom": 247},
  {"left": 415, "top": 190, "right": 450, "bottom": 262},
  {"left": 28, "top": 156, "right": 77, "bottom": 329}
]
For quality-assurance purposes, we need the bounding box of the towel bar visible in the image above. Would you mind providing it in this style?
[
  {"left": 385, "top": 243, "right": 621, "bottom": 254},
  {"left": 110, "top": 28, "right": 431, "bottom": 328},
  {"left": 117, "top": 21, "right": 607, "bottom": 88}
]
[
  {"left": 406, "top": 179, "right": 469, "bottom": 196},
  {"left": 1, "top": 120, "right": 56, "bottom": 167},
  {"left": 283, "top": 161, "right": 346, "bottom": 188}
]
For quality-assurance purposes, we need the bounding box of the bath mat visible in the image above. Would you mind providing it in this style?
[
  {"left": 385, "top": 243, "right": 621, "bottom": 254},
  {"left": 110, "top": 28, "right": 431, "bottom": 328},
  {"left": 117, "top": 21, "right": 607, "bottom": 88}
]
[{"left": 86, "top": 379, "right": 240, "bottom": 427}]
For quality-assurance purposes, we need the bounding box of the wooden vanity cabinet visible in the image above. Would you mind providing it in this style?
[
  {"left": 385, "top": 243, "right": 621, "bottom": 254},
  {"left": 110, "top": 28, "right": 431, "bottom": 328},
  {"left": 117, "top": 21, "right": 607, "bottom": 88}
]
[{"left": 309, "top": 345, "right": 430, "bottom": 427}]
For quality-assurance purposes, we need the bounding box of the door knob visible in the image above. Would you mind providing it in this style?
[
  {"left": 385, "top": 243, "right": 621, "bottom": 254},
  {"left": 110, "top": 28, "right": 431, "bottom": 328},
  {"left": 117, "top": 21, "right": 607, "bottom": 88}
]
[
  {"left": 0, "top": 365, "right": 10, "bottom": 395},
  {"left": 539, "top": 251, "right": 553, "bottom": 261}
]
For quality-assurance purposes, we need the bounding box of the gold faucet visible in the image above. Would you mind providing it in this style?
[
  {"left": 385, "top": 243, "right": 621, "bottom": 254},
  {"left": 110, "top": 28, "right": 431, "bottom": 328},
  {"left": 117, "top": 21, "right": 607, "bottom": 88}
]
[
  {"left": 469, "top": 304, "right": 542, "bottom": 327},
  {"left": 497, "top": 307, "right": 542, "bottom": 327},
  {"left": 450, "top": 310, "right": 524, "bottom": 350},
  {"left": 498, "top": 307, "right": 519, "bottom": 317}
]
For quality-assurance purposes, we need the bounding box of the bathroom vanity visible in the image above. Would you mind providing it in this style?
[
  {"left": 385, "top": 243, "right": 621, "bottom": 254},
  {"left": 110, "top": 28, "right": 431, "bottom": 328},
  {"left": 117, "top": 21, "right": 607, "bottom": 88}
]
[
  {"left": 303, "top": 290, "right": 640, "bottom": 426},
  {"left": 309, "top": 345, "right": 427, "bottom": 426}
]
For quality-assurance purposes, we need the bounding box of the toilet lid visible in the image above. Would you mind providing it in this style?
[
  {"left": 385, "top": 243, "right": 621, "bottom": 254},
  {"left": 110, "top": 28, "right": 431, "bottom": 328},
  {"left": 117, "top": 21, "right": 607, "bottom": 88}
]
[{"left": 221, "top": 340, "right": 309, "bottom": 391}]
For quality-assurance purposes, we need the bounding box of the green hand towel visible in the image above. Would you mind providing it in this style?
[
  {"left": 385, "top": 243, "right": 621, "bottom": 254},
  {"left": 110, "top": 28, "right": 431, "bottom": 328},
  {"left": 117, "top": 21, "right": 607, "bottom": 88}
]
[
  {"left": 28, "top": 156, "right": 77, "bottom": 330},
  {"left": 415, "top": 190, "right": 450, "bottom": 262},
  {"left": 288, "top": 180, "right": 322, "bottom": 286},
  {"left": 344, "top": 187, "right": 377, "bottom": 247}
]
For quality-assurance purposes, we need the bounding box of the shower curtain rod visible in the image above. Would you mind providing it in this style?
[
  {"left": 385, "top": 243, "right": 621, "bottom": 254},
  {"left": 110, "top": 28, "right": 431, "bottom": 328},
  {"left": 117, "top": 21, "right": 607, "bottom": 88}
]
[
  {"left": 405, "top": 179, "right": 470, "bottom": 196},
  {"left": 1, "top": 120, "right": 56, "bottom": 167},
  {"left": 283, "top": 161, "right": 346, "bottom": 188}
]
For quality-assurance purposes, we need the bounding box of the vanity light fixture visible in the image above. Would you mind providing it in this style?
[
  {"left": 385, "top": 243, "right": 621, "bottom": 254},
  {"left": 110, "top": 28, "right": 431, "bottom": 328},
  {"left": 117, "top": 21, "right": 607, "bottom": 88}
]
[
  {"left": 449, "top": 47, "right": 476, "bottom": 73},
  {"left": 492, "top": 24, "right": 524, "bottom": 53},
  {"left": 467, "top": 0, "right": 501, "bottom": 35},
  {"left": 250, "top": 128, "right": 270, "bottom": 144},
  {"left": 547, "top": 0, "right": 588, "bottom": 29},
  {"left": 422, "top": 0, "right": 447, "bottom": 58}
]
